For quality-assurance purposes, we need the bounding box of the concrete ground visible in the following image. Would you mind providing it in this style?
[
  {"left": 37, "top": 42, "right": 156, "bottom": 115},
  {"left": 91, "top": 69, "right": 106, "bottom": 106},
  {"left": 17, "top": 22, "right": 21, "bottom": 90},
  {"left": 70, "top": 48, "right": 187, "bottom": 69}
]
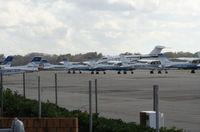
[{"left": 2, "top": 70, "right": 200, "bottom": 132}]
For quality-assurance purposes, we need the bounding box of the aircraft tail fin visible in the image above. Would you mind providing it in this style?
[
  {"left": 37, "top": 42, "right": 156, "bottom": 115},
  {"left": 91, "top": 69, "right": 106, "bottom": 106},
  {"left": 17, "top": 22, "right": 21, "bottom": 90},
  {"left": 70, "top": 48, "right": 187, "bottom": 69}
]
[
  {"left": 87, "top": 57, "right": 96, "bottom": 66},
  {"left": 62, "top": 59, "right": 72, "bottom": 67},
  {"left": 3, "top": 56, "right": 13, "bottom": 64},
  {"left": 196, "top": 52, "right": 200, "bottom": 58},
  {"left": 31, "top": 56, "right": 42, "bottom": 63},
  {"left": 0, "top": 56, "right": 13, "bottom": 67},
  {"left": 27, "top": 56, "right": 42, "bottom": 67},
  {"left": 4, "top": 56, "right": 13, "bottom": 63},
  {"left": 41, "top": 59, "right": 49, "bottom": 64},
  {"left": 149, "top": 45, "right": 165, "bottom": 55},
  {"left": 157, "top": 54, "right": 170, "bottom": 66},
  {"left": 41, "top": 59, "right": 50, "bottom": 67}
]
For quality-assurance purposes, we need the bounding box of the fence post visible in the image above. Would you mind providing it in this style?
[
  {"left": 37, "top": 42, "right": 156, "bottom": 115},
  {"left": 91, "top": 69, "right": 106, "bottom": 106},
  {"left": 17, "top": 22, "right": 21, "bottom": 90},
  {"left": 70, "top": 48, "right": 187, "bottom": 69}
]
[
  {"left": 153, "top": 86, "right": 156, "bottom": 111},
  {"left": 95, "top": 79, "right": 98, "bottom": 114},
  {"left": 55, "top": 73, "right": 58, "bottom": 105},
  {"left": 38, "top": 76, "right": 41, "bottom": 118},
  {"left": 89, "top": 80, "right": 93, "bottom": 132},
  {"left": 23, "top": 72, "right": 26, "bottom": 98},
  {"left": 0, "top": 73, "right": 3, "bottom": 117},
  {"left": 153, "top": 85, "right": 159, "bottom": 132}
]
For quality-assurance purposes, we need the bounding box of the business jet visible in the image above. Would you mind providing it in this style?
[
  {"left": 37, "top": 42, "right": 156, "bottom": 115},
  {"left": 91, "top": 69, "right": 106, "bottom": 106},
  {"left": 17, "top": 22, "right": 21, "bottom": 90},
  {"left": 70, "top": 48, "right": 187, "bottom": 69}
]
[
  {"left": 157, "top": 54, "right": 200, "bottom": 73},
  {"left": 171, "top": 52, "right": 200, "bottom": 64},
  {"left": 130, "top": 59, "right": 166, "bottom": 74},
  {"left": 96, "top": 45, "right": 166, "bottom": 64},
  {"left": 39, "top": 59, "right": 68, "bottom": 70},
  {"left": 3, "top": 56, "right": 42, "bottom": 73},
  {"left": 89, "top": 62, "right": 135, "bottom": 74},
  {"left": 83, "top": 57, "right": 134, "bottom": 74}
]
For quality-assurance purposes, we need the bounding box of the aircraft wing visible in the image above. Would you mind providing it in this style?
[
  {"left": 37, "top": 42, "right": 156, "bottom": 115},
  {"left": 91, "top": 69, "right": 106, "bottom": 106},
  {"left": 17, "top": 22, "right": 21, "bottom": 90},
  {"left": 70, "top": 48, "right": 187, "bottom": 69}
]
[
  {"left": 137, "top": 59, "right": 160, "bottom": 63},
  {"left": 172, "top": 57, "right": 200, "bottom": 61},
  {"left": 107, "top": 60, "right": 122, "bottom": 64}
]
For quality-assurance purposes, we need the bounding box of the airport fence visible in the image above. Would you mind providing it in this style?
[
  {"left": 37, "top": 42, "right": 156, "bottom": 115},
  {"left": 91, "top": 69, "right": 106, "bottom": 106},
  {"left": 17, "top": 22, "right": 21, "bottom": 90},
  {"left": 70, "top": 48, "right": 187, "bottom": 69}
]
[
  {"left": 1, "top": 70, "right": 199, "bottom": 132},
  {"left": 1, "top": 71, "right": 93, "bottom": 113},
  {"left": 1, "top": 71, "right": 159, "bottom": 117}
]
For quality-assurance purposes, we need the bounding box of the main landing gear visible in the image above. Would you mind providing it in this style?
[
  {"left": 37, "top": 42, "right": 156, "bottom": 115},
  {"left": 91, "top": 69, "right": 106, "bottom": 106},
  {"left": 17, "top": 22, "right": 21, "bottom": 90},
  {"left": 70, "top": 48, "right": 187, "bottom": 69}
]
[
  {"left": 150, "top": 70, "right": 168, "bottom": 74},
  {"left": 117, "top": 71, "right": 133, "bottom": 74},
  {"left": 191, "top": 69, "right": 195, "bottom": 74},
  {"left": 150, "top": 70, "right": 154, "bottom": 74},
  {"left": 90, "top": 71, "right": 106, "bottom": 74}
]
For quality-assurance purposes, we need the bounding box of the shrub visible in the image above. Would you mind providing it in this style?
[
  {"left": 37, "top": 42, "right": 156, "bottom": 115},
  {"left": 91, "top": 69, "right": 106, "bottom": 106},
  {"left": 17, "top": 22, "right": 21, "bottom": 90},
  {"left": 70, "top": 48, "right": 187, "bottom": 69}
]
[{"left": 1, "top": 89, "right": 185, "bottom": 132}]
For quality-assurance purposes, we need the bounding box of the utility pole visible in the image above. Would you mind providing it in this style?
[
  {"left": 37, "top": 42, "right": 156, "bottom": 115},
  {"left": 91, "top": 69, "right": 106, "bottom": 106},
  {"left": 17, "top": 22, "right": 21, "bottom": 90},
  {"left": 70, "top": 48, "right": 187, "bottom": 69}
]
[
  {"left": 0, "top": 73, "right": 3, "bottom": 117},
  {"left": 153, "top": 85, "right": 159, "bottom": 132},
  {"left": 38, "top": 76, "right": 41, "bottom": 118},
  {"left": 23, "top": 72, "right": 26, "bottom": 98},
  {"left": 89, "top": 80, "right": 93, "bottom": 132},
  {"left": 55, "top": 73, "right": 58, "bottom": 105},
  {"left": 95, "top": 79, "right": 98, "bottom": 114}
]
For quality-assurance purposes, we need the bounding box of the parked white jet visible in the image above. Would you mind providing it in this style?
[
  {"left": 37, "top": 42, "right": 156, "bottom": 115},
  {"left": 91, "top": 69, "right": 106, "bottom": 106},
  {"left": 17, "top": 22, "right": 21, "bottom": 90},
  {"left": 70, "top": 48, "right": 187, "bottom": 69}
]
[
  {"left": 171, "top": 52, "right": 200, "bottom": 63},
  {"left": 40, "top": 59, "right": 68, "bottom": 70},
  {"left": 4, "top": 56, "right": 42, "bottom": 72},
  {"left": 157, "top": 54, "right": 200, "bottom": 73},
  {"left": 96, "top": 45, "right": 165, "bottom": 64}
]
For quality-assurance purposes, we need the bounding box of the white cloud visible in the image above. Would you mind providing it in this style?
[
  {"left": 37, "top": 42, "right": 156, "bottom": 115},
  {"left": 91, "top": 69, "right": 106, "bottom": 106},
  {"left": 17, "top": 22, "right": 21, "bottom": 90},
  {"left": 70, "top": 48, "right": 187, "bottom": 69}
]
[
  {"left": 0, "top": 0, "right": 200, "bottom": 56},
  {"left": 104, "top": 31, "right": 122, "bottom": 39}
]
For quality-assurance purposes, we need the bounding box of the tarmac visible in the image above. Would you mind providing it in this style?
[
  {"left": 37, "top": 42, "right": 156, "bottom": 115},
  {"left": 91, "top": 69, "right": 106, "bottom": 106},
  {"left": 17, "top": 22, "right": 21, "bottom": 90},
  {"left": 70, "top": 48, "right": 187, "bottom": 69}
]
[{"left": 3, "top": 70, "right": 200, "bottom": 132}]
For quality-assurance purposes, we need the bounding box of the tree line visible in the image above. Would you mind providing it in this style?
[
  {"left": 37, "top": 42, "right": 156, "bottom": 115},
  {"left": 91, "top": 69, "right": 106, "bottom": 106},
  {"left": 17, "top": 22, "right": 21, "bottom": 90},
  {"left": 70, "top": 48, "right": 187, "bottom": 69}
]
[
  {"left": 0, "top": 52, "right": 103, "bottom": 66},
  {"left": 0, "top": 51, "right": 198, "bottom": 66}
]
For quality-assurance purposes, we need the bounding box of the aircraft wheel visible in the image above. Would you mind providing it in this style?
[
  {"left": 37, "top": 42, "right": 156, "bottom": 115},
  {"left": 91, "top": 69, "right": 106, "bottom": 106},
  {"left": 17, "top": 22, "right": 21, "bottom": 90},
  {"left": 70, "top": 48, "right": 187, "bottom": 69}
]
[
  {"left": 123, "top": 71, "right": 127, "bottom": 74},
  {"left": 158, "top": 71, "right": 162, "bottom": 74},
  {"left": 131, "top": 71, "right": 134, "bottom": 74},
  {"left": 165, "top": 70, "right": 168, "bottom": 74},
  {"left": 91, "top": 71, "right": 94, "bottom": 74},
  {"left": 79, "top": 71, "right": 82, "bottom": 74},
  {"left": 150, "top": 71, "right": 154, "bottom": 74},
  {"left": 68, "top": 70, "right": 71, "bottom": 74},
  {"left": 117, "top": 71, "right": 121, "bottom": 74},
  {"left": 191, "top": 70, "right": 195, "bottom": 74},
  {"left": 73, "top": 71, "right": 76, "bottom": 74},
  {"left": 96, "top": 71, "right": 99, "bottom": 74},
  {"left": 103, "top": 71, "right": 106, "bottom": 74}
]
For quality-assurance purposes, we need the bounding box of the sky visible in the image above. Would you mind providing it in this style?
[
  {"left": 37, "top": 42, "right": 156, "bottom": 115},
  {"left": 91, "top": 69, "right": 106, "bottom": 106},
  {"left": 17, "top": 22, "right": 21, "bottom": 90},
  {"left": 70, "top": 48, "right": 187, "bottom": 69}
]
[{"left": 0, "top": 0, "right": 200, "bottom": 56}]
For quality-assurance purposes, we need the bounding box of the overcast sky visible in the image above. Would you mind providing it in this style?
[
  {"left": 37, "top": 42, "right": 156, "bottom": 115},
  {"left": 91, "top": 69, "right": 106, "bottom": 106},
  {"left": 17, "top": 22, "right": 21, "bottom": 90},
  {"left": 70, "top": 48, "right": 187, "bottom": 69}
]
[{"left": 1, "top": 0, "right": 200, "bottom": 56}]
